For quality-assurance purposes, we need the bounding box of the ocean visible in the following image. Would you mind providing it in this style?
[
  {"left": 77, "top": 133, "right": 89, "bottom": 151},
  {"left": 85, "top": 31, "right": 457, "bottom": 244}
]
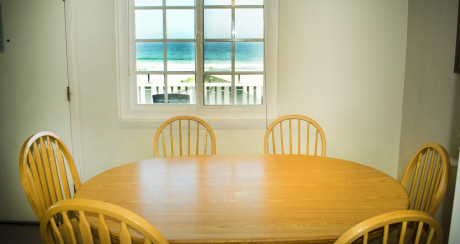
[{"left": 136, "top": 42, "right": 264, "bottom": 72}]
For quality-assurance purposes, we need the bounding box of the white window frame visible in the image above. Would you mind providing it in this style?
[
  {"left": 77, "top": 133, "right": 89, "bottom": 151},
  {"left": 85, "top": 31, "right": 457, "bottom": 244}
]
[{"left": 116, "top": 0, "right": 278, "bottom": 129}]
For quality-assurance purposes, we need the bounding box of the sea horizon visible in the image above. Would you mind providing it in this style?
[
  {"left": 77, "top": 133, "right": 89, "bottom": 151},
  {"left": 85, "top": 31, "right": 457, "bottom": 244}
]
[{"left": 136, "top": 42, "right": 264, "bottom": 72}]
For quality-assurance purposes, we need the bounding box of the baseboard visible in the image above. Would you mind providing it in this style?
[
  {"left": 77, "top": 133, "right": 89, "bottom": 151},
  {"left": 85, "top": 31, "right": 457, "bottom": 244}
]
[{"left": 0, "top": 220, "right": 39, "bottom": 225}]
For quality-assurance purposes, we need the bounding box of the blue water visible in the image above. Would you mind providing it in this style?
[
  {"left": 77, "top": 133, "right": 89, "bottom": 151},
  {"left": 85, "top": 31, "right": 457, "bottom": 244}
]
[
  {"left": 136, "top": 42, "right": 263, "bottom": 62},
  {"left": 136, "top": 42, "right": 164, "bottom": 60}
]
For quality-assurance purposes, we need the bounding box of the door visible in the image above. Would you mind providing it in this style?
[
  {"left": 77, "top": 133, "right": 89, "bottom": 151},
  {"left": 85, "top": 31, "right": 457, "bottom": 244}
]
[{"left": 0, "top": 0, "right": 73, "bottom": 221}]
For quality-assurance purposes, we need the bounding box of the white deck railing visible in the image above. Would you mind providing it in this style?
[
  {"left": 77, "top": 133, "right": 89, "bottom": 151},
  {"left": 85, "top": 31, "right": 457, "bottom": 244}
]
[{"left": 138, "top": 82, "right": 263, "bottom": 105}]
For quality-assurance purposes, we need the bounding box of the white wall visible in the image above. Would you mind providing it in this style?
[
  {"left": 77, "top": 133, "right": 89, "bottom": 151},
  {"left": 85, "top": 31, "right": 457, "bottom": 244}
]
[
  {"left": 277, "top": 0, "right": 408, "bottom": 175},
  {"left": 70, "top": 0, "right": 408, "bottom": 182},
  {"left": 398, "top": 0, "right": 460, "bottom": 240}
]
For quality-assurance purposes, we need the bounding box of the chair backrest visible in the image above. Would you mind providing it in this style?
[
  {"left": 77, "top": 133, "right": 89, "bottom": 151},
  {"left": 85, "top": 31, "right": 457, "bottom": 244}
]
[
  {"left": 154, "top": 116, "right": 216, "bottom": 158},
  {"left": 19, "top": 131, "right": 81, "bottom": 220},
  {"left": 335, "top": 210, "right": 443, "bottom": 244},
  {"left": 400, "top": 142, "right": 450, "bottom": 216},
  {"left": 264, "top": 115, "right": 326, "bottom": 156},
  {"left": 40, "top": 198, "right": 169, "bottom": 244}
]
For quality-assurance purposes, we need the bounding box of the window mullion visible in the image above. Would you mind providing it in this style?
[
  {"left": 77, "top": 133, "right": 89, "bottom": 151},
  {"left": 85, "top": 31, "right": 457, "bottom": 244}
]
[
  {"left": 163, "top": 3, "right": 169, "bottom": 103},
  {"left": 196, "top": 0, "right": 204, "bottom": 107},
  {"left": 129, "top": 0, "right": 137, "bottom": 106},
  {"left": 231, "top": 4, "right": 236, "bottom": 105}
]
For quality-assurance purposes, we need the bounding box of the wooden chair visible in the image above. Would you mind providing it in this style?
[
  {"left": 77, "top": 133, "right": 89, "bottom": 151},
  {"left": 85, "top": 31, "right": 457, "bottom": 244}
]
[
  {"left": 40, "top": 198, "right": 169, "bottom": 244},
  {"left": 19, "top": 131, "right": 81, "bottom": 220},
  {"left": 154, "top": 116, "right": 216, "bottom": 158},
  {"left": 401, "top": 143, "right": 450, "bottom": 216},
  {"left": 264, "top": 115, "right": 326, "bottom": 156},
  {"left": 335, "top": 210, "right": 443, "bottom": 244}
]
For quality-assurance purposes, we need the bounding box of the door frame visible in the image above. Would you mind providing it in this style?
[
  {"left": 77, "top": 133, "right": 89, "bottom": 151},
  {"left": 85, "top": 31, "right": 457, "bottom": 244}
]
[{"left": 64, "top": 0, "right": 82, "bottom": 179}]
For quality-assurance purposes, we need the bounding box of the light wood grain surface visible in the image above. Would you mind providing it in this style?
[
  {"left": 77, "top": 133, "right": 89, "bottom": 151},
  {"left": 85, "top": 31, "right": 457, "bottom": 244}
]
[{"left": 75, "top": 155, "right": 409, "bottom": 244}]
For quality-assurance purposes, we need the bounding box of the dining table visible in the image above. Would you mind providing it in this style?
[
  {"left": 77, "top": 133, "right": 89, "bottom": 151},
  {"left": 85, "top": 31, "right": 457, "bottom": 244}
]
[{"left": 74, "top": 155, "right": 409, "bottom": 244}]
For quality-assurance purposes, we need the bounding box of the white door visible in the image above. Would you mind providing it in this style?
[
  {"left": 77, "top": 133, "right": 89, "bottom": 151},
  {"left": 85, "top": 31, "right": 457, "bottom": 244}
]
[{"left": 0, "top": 0, "right": 73, "bottom": 221}]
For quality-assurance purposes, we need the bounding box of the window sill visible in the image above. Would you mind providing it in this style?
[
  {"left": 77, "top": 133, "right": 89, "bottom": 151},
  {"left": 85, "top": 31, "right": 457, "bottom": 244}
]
[{"left": 118, "top": 117, "right": 270, "bottom": 130}]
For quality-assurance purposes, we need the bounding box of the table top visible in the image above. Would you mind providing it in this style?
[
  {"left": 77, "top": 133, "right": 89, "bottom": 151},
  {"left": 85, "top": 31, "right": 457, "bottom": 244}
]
[{"left": 75, "top": 155, "right": 409, "bottom": 244}]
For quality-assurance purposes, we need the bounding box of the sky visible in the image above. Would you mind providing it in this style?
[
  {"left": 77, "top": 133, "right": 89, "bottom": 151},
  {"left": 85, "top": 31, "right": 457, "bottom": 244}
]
[{"left": 135, "top": 1, "right": 264, "bottom": 40}]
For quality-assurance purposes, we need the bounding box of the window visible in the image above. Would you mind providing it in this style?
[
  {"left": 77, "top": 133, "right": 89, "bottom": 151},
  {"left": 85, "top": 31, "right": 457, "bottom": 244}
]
[{"left": 117, "top": 0, "right": 278, "bottom": 127}]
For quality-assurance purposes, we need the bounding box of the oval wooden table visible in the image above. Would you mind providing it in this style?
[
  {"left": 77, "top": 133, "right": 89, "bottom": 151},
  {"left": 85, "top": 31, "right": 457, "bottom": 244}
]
[{"left": 75, "top": 155, "right": 409, "bottom": 244}]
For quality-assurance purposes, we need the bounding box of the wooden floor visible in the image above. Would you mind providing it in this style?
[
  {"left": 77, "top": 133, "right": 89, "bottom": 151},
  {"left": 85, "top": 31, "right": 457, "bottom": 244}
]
[{"left": 0, "top": 223, "right": 41, "bottom": 243}]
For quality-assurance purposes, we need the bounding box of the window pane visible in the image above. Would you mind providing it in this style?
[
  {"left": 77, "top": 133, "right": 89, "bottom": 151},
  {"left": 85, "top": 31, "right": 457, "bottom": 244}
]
[
  {"left": 132, "top": 1, "right": 265, "bottom": 108},
  {"left": 204, "top": 75, "right": 232, "bottom": 105},
  {"left": 235, "top": 9, "right": 263, "bottom": 39},
  {"left": 135, "top": 0, "right": 162, "bottom": 7},
  {"left": 167, "top": 42, "right": 195, "bottom": 71},
  {"left": 204, "top": 9, "right": 232, "bottom": 39},
  {"left": 167, "top": 10, "right": 195, "bottom": 39},
  {"left": 235, "top": 0, "right": 263, "bottom": 5},
  {"left": 235, "top": 75, "right": 263, "bottom": 105},
  {"left": 204, "top": 42, "right": 231, "bottom": 72},
  {"left": 166, "top": 75, "right": 195, "bottom": 104},
  {"left": 235, "top": 42, "right": 263, "bottom": 71},
  {"left": 135, "top": 10, "right": 163, "bottom": 39},
  {"left": 166, "top": 0, "right": 195, "bottom": 6},
  {"left": 138, "top": 74, "right": 165, "bottom": 104},
  {"left": 136, "top": 42, "right": 164, "bottom": 71},
  {"left": 204, "top": 0, "right": 232, "bottom": 5}
]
